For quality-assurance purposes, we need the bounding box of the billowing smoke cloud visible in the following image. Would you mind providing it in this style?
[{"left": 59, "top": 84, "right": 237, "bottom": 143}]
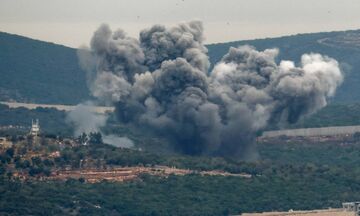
[
  {"left": 79, "top": 21, "right": 343, "bottom": 157},
  {"left": 209, "top": 46, "right": 343, "bottom": 156}
]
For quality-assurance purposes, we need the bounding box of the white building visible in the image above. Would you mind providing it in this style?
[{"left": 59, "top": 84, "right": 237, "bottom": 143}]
[{"left": 343, "top": 202, "right": 360, "bottom": 216}]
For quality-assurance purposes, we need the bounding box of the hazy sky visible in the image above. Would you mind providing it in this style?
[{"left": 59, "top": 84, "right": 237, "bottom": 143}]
[{"left": 1, "top": 0, "right": 360, "bottom": 48}]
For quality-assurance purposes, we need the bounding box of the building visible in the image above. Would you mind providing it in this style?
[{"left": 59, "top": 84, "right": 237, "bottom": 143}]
[
  {"left": 343, "top": 202, "right": 360, "bottom": 216},
  {"left": 30, "top": 119, "right": 40, "bottom": 136}
]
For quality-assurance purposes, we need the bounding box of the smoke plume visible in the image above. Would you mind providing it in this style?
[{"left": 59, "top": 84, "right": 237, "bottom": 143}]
[
  {"left": 66, "top": 102, "right": 107, "bottom": 136},
  {"left": 79, "top": 21, "right": 343, "bottom": 157},
  {"left": 66, "top": 102, "right": 134, "bottom": 148},
  {"left": 102, "top": 134, "right": 134, "bottom": 148}
]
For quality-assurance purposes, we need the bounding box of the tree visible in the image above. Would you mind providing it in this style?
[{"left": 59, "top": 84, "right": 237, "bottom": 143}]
[
  {"left": 5, "top": 148, "right": 14, "bottom": 158},
  {"left": 43, "top": 159, "right": 54, "bottom": 167},
  {"left": 89, "top": 132, "right": 103, "bottom": 145},
  {"left": 6, "top": 171, "right": 12, "bottom": 179},
  {"left": 0, "top": 164, "right": 5, "bottom": 175},
  {"left": 43, "top": 168, "right": 51, "bottom": 177},
  {"left": 21, "top": 160, "right": 31, "bottom": 168},
  {"left": 78, "top": 133, "right": 88, "bottom": 145},
  {"left": 31, "top": 157, "right": 42, "bottom": 166},
  {"left": 29, "top": 166, "right": 43, "bottom": 176}
]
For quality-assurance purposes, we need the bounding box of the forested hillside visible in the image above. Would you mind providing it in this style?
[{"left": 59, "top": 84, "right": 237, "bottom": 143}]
[{"left": 0, "top": 32, "right": 89, "bottom": 104}]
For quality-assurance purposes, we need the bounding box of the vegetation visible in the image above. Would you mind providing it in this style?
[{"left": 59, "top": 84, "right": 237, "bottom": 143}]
[
  {"left": 0, "top": 104, "right": 72, "bottom": 136},
  {"left": 0, "top": 32, "right": 90, "bottom": 104},
  {"left": 1, "top": 130, "right": 360, "bottom": 215},
  {"left": 2, "top": 144, "right": 360, "bottom": 215},
  {"left": 2, "top": 170, "right": 360, "bottom": 216}
]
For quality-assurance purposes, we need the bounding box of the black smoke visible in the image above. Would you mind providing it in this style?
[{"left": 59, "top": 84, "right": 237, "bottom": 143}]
[{"left": 78, "top": 21, "right": 343, "bottom": 157}]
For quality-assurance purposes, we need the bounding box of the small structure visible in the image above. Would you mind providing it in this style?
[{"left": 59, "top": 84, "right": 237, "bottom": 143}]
[
  {"left": 343, "top": 202, "right": 360, "bottom": 216},
  {"left": 30, "top": 119, "right": 40, "bottom": 136}
]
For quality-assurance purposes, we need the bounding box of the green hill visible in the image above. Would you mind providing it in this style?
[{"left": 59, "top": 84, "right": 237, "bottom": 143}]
[
  {"left": 0, "top": 32, "right": 90, "bottom": 104},
  {"left": 1, "top": 29, "right": 360, "bottom": 104}
]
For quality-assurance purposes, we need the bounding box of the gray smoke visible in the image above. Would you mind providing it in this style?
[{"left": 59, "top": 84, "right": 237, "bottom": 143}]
[
  {"left": 66, "top": 102, "right": 134, "bottom": 149},
  {"left": 66, "top": 102, "right": 108, "bottom": 136},
  {"left": 102, "top": 134, "right": 134, "bottom": 148},
  {"left": 209, "top": 46, "right": 342, "bottom": 156},
  {"left": 79, "top": 21, "right": 343, "bottom": 157}
]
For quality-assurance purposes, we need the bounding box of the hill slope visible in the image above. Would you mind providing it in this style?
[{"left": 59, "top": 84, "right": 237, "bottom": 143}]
[
  {"left": 1, "top": 30, "right": 360, "bottom": 104},
  {"left": 0, "top": 32, "right": 89, "bottom": 104}
]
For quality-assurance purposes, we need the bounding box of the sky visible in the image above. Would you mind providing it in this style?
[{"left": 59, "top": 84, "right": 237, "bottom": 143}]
[{"left": 0, "top": 0, "right": 360, "bottom": 48}]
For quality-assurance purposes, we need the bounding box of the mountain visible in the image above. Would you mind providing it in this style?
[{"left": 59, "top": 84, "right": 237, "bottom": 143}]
[
  {"left": 1, "top": 29, "right": 360, "bottom": 104},
  {"left": 0, "top": 32, "right": 90, "bottom": 104}
]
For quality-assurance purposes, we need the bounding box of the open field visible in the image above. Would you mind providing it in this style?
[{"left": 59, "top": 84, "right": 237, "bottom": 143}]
[
  {"left": 0, "top": 101, "right": 114, "bottom": 114},
  {"left": 14, "top": 166, "right": 252, "bottom": 183}
]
